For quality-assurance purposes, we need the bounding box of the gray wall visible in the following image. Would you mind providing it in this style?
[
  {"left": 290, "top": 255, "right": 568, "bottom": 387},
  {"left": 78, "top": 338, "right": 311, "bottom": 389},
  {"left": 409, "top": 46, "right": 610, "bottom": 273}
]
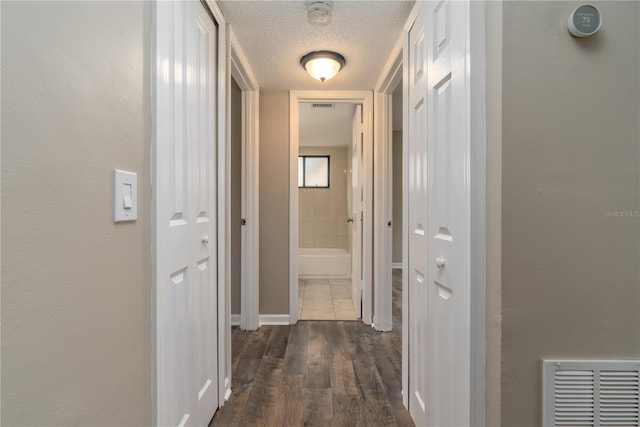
[
  {"left": 1, "top": 1, "right": 152, "bottom": 425},
  {"left": 259, "top": 91, "right": 290, "bottom": 314},
  {"left": 485, "top": 1, "right": 503, "bottom": 425},
  {"left": 501, "top": 2, "right": 640, "bottom": 425},
  {"left": 392, "top": 131, "right": 403, "bottom": 264},
  {"left": 299, "top": 147, "right": 349, "bottom": 249},
  {"left": 231, "top": 78, "right": 242, "bottom": 315}
]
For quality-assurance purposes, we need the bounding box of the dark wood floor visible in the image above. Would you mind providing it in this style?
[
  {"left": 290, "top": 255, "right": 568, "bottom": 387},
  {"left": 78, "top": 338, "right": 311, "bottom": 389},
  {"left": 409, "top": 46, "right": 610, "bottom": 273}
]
[{"left": 210, "top": 269, "right": 413, "bottom": 427}]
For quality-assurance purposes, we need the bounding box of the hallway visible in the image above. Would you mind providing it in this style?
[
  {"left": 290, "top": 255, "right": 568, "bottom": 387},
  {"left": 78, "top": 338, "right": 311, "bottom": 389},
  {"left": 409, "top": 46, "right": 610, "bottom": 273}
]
[{"left": 210, "top": 270, "right": 412, "bottom": 426}]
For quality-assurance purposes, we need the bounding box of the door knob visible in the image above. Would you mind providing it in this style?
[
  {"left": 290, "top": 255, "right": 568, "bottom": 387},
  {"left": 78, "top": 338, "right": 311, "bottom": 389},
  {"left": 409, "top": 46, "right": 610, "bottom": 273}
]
[
  {"left": 201, "top": 234, "right": 209, "bottom": 244},
  {"left": 436, "top": 257, "right": 446, "bottom": 269},
  {"left": 347, "top": 218, "right": 354, "bottom": 223}
]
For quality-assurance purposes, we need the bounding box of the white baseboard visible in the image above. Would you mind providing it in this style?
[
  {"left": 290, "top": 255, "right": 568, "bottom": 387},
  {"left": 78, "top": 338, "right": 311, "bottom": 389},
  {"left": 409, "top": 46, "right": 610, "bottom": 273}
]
[
  {"left": 230, "top": 314, "right": 241, "bottom": 326},
  {"left": 224, "top": 376, "right": 232, "bottom": 401},
  {"left": 233, "top": 314, "right": 290, "bottom": 327},
  {"left": 392, "top": 262, "right": 402, "bottom": 269},
  {"left": 259, "top": 314, "right": 291, "bottom": 325},
  {"left": 372, "top": 319, "right": 392, "bottom": 332}
]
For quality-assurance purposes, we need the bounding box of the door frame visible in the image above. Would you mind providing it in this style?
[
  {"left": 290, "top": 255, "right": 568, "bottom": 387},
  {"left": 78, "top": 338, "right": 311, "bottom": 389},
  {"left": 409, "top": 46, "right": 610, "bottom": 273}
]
[
  {"left": 230, "top": 28, "right": 260, "bottom": 332},
  {"left": 209, "top": 0, "right": 230, "bottom": 409},
  {"left": 151, "top": 0, "right": 230, "bottom": 421},
  {"left": 372, "top": 36, "right": 403, "bottom": 332},
  {"left": 397, "top": 1, "right": 487, "bottom": 423},
  {"left": 289, "top": 91, "right": 374, "bottom": 325}
]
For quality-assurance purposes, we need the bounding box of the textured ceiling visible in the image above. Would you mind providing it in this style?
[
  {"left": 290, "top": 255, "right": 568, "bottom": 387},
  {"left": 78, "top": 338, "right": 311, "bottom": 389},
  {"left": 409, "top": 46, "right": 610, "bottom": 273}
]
[
  {"left": 219, "top": 0, "right": 415, "bottom": 90},
  {"left": 299, "top": 102, "right": 356, "bottom": 147}
]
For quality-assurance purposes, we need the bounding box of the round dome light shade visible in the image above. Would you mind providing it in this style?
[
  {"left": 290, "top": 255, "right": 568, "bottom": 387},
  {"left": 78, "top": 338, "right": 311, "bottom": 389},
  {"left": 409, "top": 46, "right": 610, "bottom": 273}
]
[{"left": 300, "top": 51, "right": 345, "bottom": 82}]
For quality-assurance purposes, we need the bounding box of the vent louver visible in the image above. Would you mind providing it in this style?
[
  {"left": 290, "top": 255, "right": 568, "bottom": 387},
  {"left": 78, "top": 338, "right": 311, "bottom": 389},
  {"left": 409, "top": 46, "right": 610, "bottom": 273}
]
[
  {"left": 601, "top": 371, "right": 639, "bottom": 426},
  {"left": 544, "top": 360, "right": 640, "bottom": 427},
  {"left": 312, "top": 103, "right": 334, "bottom": 108}
]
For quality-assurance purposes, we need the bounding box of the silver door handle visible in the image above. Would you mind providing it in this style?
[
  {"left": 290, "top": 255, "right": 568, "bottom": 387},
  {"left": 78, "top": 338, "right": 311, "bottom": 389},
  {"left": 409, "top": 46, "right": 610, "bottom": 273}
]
[
  {"left": 436, "top": 257, "right": 445, "bottom": 269},
  {"left": 201, "top": 234, "right": 209, "bottom": 244}
]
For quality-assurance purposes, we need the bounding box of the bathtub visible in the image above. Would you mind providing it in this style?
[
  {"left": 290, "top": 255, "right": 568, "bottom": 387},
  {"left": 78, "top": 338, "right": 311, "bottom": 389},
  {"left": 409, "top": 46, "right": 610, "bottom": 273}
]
[{"left": 298, "top": 248, "right": 351, "bottom": 279}]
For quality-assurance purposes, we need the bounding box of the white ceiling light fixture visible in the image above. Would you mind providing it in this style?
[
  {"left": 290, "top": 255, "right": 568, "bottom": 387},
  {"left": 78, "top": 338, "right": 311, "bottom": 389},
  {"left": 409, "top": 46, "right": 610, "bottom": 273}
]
[
  {"left": 307, "top": 0, "right": 333, "bottom": 26},
  {"left": 300, "top": 51, "right": 346, "bottom": 83}
]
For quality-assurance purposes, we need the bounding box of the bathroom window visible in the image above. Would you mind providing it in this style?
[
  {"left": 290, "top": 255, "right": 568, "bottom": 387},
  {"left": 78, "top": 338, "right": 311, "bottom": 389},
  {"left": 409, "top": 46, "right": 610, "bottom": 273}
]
[{"left": 298, "top": 155, "right": 330, "bottom": 188}]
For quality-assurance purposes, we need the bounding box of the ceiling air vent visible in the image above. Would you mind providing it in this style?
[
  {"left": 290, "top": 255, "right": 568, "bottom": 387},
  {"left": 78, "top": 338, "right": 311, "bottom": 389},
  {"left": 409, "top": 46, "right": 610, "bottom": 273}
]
[
  {"left": 312, "top": 103, "right": 334, "bottom": 108},
  {"left": 543, "top": 360, "right": 640, "bottom": 427}
]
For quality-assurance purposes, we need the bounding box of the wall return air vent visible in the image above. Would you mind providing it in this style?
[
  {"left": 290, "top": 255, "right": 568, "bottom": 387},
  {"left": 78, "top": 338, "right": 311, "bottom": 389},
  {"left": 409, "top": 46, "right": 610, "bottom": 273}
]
[{"left": 543, "top": 359, "right": 640, "bottom": 427}]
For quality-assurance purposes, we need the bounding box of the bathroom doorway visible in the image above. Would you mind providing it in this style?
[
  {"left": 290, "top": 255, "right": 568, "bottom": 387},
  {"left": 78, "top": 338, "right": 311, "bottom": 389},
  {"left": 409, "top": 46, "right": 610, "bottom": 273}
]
[
  {"left": 289, "top": 91, "right": 374, "bottom": 324},
  {"left": 297, "top": 102, "right": 359, "bottom": 320}
]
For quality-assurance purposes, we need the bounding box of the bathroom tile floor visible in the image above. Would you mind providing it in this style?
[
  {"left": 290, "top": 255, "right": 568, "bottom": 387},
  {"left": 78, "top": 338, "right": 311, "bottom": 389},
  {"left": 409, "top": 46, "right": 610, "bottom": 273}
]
[{"left": 298, "top": 278, "right": 358, "bottom": 321}]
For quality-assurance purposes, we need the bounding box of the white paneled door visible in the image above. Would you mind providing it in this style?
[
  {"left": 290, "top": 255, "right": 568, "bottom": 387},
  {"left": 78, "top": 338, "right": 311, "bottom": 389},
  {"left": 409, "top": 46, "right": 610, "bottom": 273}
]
[
  {"left": 155, "top": 1, "right": 219, "bottom": 426},
  {"left": 408, "top": 1, "right": 472, "bottom": 425},
  {"left": 408, "top": 5, "right": 429, "bottom": 424},
  {"left": 351, "top": 105, "right": 364, "bottom": 317}
]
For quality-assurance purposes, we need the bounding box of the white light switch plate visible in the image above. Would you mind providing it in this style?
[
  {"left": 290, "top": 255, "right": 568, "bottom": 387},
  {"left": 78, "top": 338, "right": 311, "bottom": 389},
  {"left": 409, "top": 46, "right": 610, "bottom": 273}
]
[{"left": 114, "top": 169, "right": 137, "bottom": 222}]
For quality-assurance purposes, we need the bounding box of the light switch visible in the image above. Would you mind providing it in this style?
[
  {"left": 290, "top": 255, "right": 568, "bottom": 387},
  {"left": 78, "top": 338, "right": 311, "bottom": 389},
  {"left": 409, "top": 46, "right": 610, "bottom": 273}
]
[
  {"left": 123, "top": 184, "right": 133, "bottom": 209},
  {"left": 114, "top": 169, "right": 137, "bottom": 222}
]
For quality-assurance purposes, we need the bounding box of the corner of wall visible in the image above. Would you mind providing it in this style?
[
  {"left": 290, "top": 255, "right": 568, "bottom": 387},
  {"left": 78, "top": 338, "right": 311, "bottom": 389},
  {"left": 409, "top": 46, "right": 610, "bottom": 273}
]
[{"left": 485, "top": 0, "right": 503, "bottom": 425}]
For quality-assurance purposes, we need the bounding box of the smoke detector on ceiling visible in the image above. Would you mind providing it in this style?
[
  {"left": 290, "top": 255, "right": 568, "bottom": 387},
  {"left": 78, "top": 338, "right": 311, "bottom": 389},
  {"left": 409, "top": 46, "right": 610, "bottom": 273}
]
[{"left": 307, "top": 1, "right": 333, "bottom": 27}]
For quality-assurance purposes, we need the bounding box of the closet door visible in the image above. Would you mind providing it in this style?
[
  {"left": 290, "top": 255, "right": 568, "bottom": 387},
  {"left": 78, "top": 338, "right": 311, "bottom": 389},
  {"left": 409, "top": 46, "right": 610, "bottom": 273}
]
[
  {"left": 155, "top": 1, "right": 218, "bottom": 425},
  {"left": 407, "top": 1, "right": 473, "bottom": 425}
]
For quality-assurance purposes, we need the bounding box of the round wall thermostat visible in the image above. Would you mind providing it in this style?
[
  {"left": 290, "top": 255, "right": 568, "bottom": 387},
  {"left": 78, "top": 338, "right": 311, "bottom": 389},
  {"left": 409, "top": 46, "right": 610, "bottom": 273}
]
[{"left": 568, "top": 5, "right": 602, "bottom": 37}]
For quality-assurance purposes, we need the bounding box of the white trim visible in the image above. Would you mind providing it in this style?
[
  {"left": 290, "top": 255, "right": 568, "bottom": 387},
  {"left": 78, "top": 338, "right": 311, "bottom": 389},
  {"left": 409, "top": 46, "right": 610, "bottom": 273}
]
[
  {"left": 230, "top": 314, "right": 241, "bottom": 326},
  {"left": 289, "top": 91, "right": 374, "bottom": 326},
  {"left": 400, "top": 2, "right": 421, "bottom": 409},
  {"left": 224, "top": 382, "right": 232, "bottom": 401},
  {"left": 401, "top": 22, "right": 411, "bottom": 410},
  {"left": 404, "top": 1, "right": 421, "bottom": 33},
  {"left": 289, "top": 96, "right": 299, "bottom": 324},
  {"left": 259, "top": 314, "right": 291, "bottom": 326},
  {"left": 230, "top": 30, "right": 258, "bottom": 91},
  {"left": 207, "top": 0, "right": 230, "bottom": 409},
  {"left": 230, "top": 28, "right": 260, "bottom": 331},
  {"left": 375, "top": 36, "right": 403, "bottom": 94},
  {"left": 392, "top": 263, "right": 402, "bottom": 270},
  {"left": 373, "top": 35, "right": 403, "bottom": 333},
  {"left": 372, "top": 94, "right": 392, "bottom": 332}
]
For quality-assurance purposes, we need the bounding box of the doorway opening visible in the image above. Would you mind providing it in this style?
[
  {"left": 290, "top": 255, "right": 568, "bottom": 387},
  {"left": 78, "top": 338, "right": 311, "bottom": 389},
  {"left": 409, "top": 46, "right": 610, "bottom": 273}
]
[
  {"left": 391, "top": 82, "right": 403, "bottom": 274},
  {"left": 297, "top": 102, "right": 360, "bottom": 321},
  {"left": 289, "top": 91, "right": 374, "bottom": 325},
  {"left": 230, "top": 76, "right": 242, "bottom": 329}
]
